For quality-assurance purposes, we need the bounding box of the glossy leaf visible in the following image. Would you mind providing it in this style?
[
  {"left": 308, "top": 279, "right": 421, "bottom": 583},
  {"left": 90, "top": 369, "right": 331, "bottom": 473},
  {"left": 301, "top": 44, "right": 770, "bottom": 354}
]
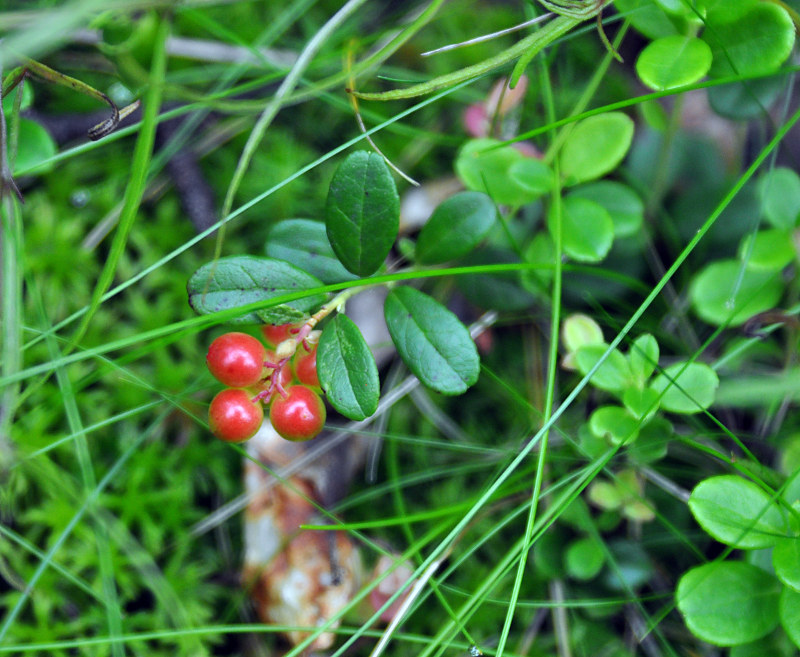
[
  {"left": 384, "top": 286, "right": 479, "bottom": 395},
  {"left": 575, "top": 343, "right": 632, "bottom": 393},
  {"left": 651, "top": 361, "right": 718, "bottom": 414},
  {"left": 318, "top": 314, "right": 379, "bottom": 421},
  {"left": 559, "top": 112, "right": 635, "bottom": 185},
  {"left": 266, "top": 219, "right": 358, "bottom": 284},
  {"left": 689, "top": 259, "right": 783, "bottom": 326},
  {"left": 187, "top": 256, "right": 326, "bottom": 325},
  {"left": 569, "top": 181, "right": 644, "bottom": 238},
  {"left": 781, "top": 587, "right": 800, "bottom": 649},
  {"left": 325, "top": 151, "right": 399, "bottom": 276},
  {"left": 688, "top": 475, "right": 787, "bottom": 549},
  {"left": 677, "top": 562, "right": 781, "bottom": 646},
  {"left": 738, "top": 228, "right": 795, "bottom": 272},
  {"left": 455, "top": 139, "right": 541, "bottom": 206},
  {"left": 758, "top": 167, "right": 800, "bottom": 230},
  {"left": 549, "top": 197, "right": 614, "bottom": 263},
  {"left": 415, "top": 191, "right": 497, "bottom": 264},
  {"left": 636, "top": 36, "right": 712, "bottom": 91},
  {"left": 773, "top": 538, "right": 800, "bottom": 592}
]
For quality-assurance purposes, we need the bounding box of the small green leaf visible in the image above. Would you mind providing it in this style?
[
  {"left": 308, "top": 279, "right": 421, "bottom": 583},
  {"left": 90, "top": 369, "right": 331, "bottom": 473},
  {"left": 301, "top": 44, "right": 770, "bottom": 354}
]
[
  {"left": 772, "top": 538, "right": 800, "bottom": 592},
  {"left": 689, "top": 259, "right": 783, "bottom": 327},
  {"left": 455, "top": 139, "right": 541, "bottom": 206},
  {"left": 265, "top": 219, "right": 357, "bottom": 284},
  {"left": 677, "top": 562, "right": 781, "bottom": 646},
  {"left": 688, "top": 475, "right": 788, "bottom": 549},
  {"left": 569, "top": 181, "right": 644, "bottom": 238},
  {"left": 614, "top": 0, "right": 680, "bottom": 39},
  {"left": 384, "top": 286, "right": 479, "bottom": 395},
  {"left": 187, "top": 255, "right": 326, "bottom": 324},
  {"left": 325, "top": 151, "right": 399, "bottom": 276},
  {"left": 565, "top": 537, "right": 605, "bottom": 581},
  {"left": 758, "top": 167, "right": 800, "bottom": 230},
  {"left": 415, "top": 191, "right": 497, "bottom": 264},
  {"left": 738, "top": 228, "right": 795, "bottom": 272},
  {"left": 507, "top": 158, "right": 553, "bottom": 199},
  {"left": 14, "top": 118, "right": 57, "bottom": 175},
  {"left": 622, "top": 386, "right": 661, "bottom": 420},
  {"left": 628, "top": 333, "right": 659, "bottom": 383},
  {"left": 589, "top": 406, "right": 640, "bottom": 445},
  {"left": 560, "top": 112, "right": 635, "bottom": 185},
  {"left": 781, "top": 587, "right": 800, "bottom": 649},
  {"left": 636, "top": 36, "right": 712, "bottom": 91},
  {"left": 651, "top": 361, "right": 718, "bottom": 414},
  {"left": 575, "top": 343, "right": 632, "bottom": 393},
  {"left": 549, "top": 197, "right": 614, "bottom": 263},
  {"left": 562, "top": 314, "right": 604, "bottom": 353},
  {"left": 318, "top": 314, "right": 379, "bottom": 421}
]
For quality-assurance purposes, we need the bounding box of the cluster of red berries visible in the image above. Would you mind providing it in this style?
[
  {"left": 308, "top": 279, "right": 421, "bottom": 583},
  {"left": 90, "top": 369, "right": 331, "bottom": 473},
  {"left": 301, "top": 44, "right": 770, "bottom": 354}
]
[{"left": 206, "top": 323, "right": 326, "bottom": 443}]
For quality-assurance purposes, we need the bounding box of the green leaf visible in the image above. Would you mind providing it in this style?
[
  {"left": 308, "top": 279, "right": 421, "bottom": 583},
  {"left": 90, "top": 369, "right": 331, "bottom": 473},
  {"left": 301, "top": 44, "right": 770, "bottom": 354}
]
[
  {"left": 708, "top": 76, "right": 785, "bottom": 121},
  {"left": 575, "top": 343, "right": 632, "bottom": 393},
  {"left": 781, "top": 587, "right": 800, "bottom": 649},
  {"left": 651, "top": 361, "right": 718, "bottom": 414},
  {"left": 507, "top": 158, "right": 554, "bottom": 200},
  {"left": 758, "top": 167, "right": 800, "bottom": 230},
  {"left": 455, "top": 139, "right": 541, "bottom": 206},
  {"left": 613, "top": 0, "right": 681, "bottom": 39},
  {"left": 14, "top": 118, "right": 57, "bottom": 175},
  {"left": 559, "top": 112, "right": 635, "bottom": 185},
  {"left": 562, "top": 314, "right": 604, "bottom": 353},
  {"left": 628, "top": 333, "right": 659, "bottom": 383},
  {"left": 622, "top": 386, "right": 661, "bottom": 420},
  {"left": 265, "top": 219, "right": 358, "bottom": 283},
  {"left": 589, "top": 405, "right": 640, "bottom": 445},
  {"left": 677, "top": 562, "right": 781, "bottom": 646},
  {"left": 384, "top": 286, "right": 479, "bottom": 395},
  {"left": 688, "top": 475, "right": 788, "bottom": 549},
  {"left": 689, "top": 259, "right": 783, "bottom": 326},
  {"left": 703, "top": 2, "right": 795, "bottom": 78},
  {"left": 569, "top": 181, "right": 644, "bottom": 238},
  {"left": 773, "top": 538, "right": 800, "bottom": 592},
  {"left": 549, "top": 197, "right": 614, "bottom": 263},
  {"left": 187, "top": 255, "right": 326, "bottom": 325},
  {"left": 325, "top": 151, "right": 399, "bottom": 276},
  {"left": 636, "top": 36, "right": 712, "bottom": 91},
  {"left": 317, "top": 314, "right": 379, "bottom": 421},
  {"left": 565, "top": 537, "right": 605, "bottom": 581},
  {"left": 627, "top": 416, "right": 671, "bottom": 464},
  {"left": 415, "top": 191, "right": 497, "bottom": 264},
  {"left": 738, "top": 228, "right": 795, "bottom": 272}
]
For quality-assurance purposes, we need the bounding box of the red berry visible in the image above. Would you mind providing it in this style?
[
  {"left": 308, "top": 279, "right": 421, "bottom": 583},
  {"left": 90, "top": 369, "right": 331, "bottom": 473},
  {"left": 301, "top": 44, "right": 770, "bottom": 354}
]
[
  {"left": 294, "top": 344, "right": 319, "bottom": 389},
  {"left": 207, "top": 332, "right": 266, "bottom": 388},
  {"left": 269, "top": 385, "right": 326, "bottom": 442},
  {"left": 261, "top": 323, "right": 298, "bottom": 348},
  {"left": 209, "top": 388, "right": 264, "bottom": 442}
]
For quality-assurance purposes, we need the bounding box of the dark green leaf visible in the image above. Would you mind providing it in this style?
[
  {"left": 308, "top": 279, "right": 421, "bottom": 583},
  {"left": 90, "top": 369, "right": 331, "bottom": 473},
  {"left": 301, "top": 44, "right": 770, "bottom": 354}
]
[
  {"left": 384, "top": 286, "right": 479, "bottom": 394},
  {"left": 677, "top": 562, "right": 781, "bottom": 645},
  {"left": 318, "top": 314, "right": 379, "bottom": 421},
  {"left": 187, "top": 255, "right": 326, "bottom": 324},
  {"left": 325, "top": 151, "right": 399, "bottom": 276},
  {"left": 266, "top": 219, "right": 357, "bottom": 283},
  {"left": 415, "top": 191, "right": 497, "bottom": 264}
]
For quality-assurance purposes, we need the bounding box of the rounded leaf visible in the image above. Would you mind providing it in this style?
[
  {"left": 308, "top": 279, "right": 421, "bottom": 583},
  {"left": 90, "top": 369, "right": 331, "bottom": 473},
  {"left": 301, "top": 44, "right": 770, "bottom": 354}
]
[
  {"left": 622, "top": 386, "right": 661, "bottom": 420},
  {"left": 549, "top": 197, "right": 614, "bottom": 263},
  {"left": 318, "top": 314, "right": 379, "bottom": 421},
  {"left": 589, "top": 405, "right": 640, "bottom": 445},
  {"left": 773, "top": 538, "right": 800, "bottom": 592},
  {"left": 384, "top": 286, "right": 479, "bottom": 395},
  {"left": 628, "top": 333, "right": 659, "bottom": 383},
  {"left": 565, "top": 537, "right": 605, "bottom": 581},
  {"left": 266, "top": 219, "right": 357, "bottom": 284},
  {"left": 325, "top": 151, "right": 399, "bottom": 276},
  {"left": 560, "top": 112, "right": 635, "bottom": 185},
  {"left": 758, "top": 167, "right": 800, "bottom": 230},
  {"left": 651, "top": 361, "right": 718, "bottom": 414},
  {"left": 780, "top": 586, "right": 800, "bottom": 649},
  {"left": 738, "top": 228, "right": 795, "bottom": 272},
  {"left": 455, "top": 138, "right": 539, "bottom": 206},
  {"left": 562, "top": 313, "right": 604, "bottom": 353},
  {"left": 507, "top": 158, "right": 553, "bottom": 199},
  {"left": 689, "top": 475, "right": 788, "bottom": 549},
  {"left": 415, "top": 191, "right": 497, "bottom": 264},
  {"left": 636, "top": 36, "right": 712, "bottom": 91},
  {"left": 689, "top": 259, "right": 783, "bottom": 326},
  {"left": 575, "top": 343, "right": 632, "bottom": 393},
  {"left": 677, "top": 561, "right": 781, "bottom": 646},
  {"left": 569, "top": 181, "right": 644, "bottom": 238},
  {"left": 14, "top": 118, "right": 57, "bottom": 175},
  {"left": 187, "top": 256, "right": 326, "bottom": 325}
]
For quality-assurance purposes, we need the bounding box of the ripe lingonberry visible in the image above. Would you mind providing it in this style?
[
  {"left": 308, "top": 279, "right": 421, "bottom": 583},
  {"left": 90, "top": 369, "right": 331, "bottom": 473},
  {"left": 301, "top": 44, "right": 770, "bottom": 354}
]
[
  {"left": 209, "top": 388, "right": 264, "bottom": 442},
  {"left": 207, "top": 332, "right": 266, "bottom": 388},
  {"left": 261, "top": 323, "right": 298, "bottom": 348},
  {"left": 269, "top": 385, "right": 326, "bottom": 441},
  {"left": 293, "top": 344, "right": 320, "bottom": 389}
]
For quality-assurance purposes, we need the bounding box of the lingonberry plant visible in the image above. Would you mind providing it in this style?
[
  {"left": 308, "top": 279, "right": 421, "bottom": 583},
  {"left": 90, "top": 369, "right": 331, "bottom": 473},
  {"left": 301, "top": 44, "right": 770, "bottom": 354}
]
[
  {"left": 208, "top": 388, "right": 264, "bottom": 443},
  {"left": 269, "top": 384, "right": 327, "bottom": 442}
]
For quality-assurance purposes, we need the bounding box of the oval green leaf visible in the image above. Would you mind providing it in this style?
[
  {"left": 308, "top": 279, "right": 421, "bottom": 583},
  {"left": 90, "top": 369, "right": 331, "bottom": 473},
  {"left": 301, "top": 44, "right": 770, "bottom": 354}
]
[
  {"left": 415, "top": 191, "right": 497, "bottom": 264},
  {"left": 781, "top": 586, "right": 800, "bottom": 649},
  {"left": 651, "top": 361, "right": 718, "bottom": 414},
  {"left": 738, "top": 228, "right": 795, "bottom": 272},
  {"left": 549, "top": 197, "right": 614, "bottom": 263},
  {"left": 758, "top": 167, "right": 800, "bottom": 230},
  {"left": 565, "top": 537, "right": 605, "bottom": 581},
  {"left": 677, "top": 561, "right": 781, "bottom": 646},
  {"left": 325, "top": 151, "right": 399, "bottom": 276},
  {"left": 589, "top": 405, "right": 640, "bottom": 445},
  {"left": 266, "top": 219, "right": 357, "bottom": 284},
  {"left": 187, "top": 256, "right": 326, "bottom": 325},
  {"left": 628, "top": 333, "right": 659, "bottom": 383},
  {"left": 569, "top": 181, "right": 644, "bottom": 238},
  {"left": 318, "top": 314, "right": 379, "bottom": 421},
  {"left": 507, "top": 158, "right": 553, "bottom": 200},
  {"left": 689, "top": 259, "right": 783, "bottom": 326},
  {"left": 559, "top": 112, "right": 635, "bottom": 186},
  {"left": 384, "top": 286, "right": 479, "bottom": 395},
  {"left": 773, "top": 538, "right": 800, "bottom": 592},
  {"left": 689, "top": 475, "right": 788, "bottom": 549},
  {"left": 575, "top": 343, "right": 632, "bottom": 393},
  {"left": 455, "top": 139, "right": 541, "bottom": 206},
  {"left": 636, "top": 36, "right": 712, "bottom": 91},
  {"left": 14, "top": 118, "right": 57, "bottom": 175}
]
